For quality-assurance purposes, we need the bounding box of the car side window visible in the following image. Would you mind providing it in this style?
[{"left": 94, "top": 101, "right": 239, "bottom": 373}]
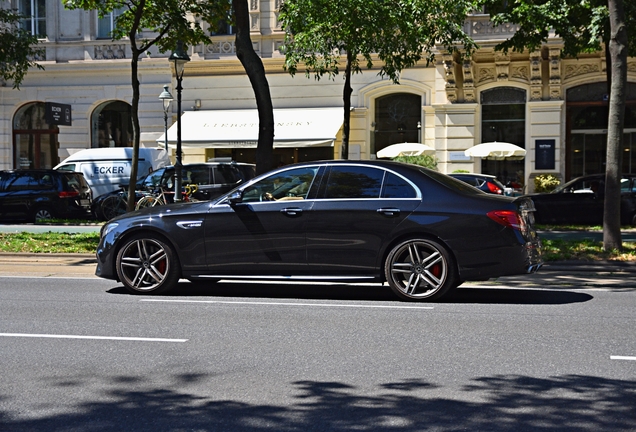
[
  {"left": 6, "top": 173, "right": 33, "bottom": 191},
  {"left": 242, "top": 167, "right": 318, "bottom": 202},
  {"left": 324, "top": 166, "right": 384, "bottom": 199},
  {"left": 381, "top": 172, "right": 417, "bottom": 198},
  {"left": 35, "top": 173, "right": 55, "bottom": 190},
  {"left": 213, "top": 165, "right": 240, "bottom": 185},
  {"left": 187, "top": 167, "right": 211, "bottom": 185}
]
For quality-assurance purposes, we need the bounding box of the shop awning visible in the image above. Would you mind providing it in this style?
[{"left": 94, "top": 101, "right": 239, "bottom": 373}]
[{"left": 158, "top": 107, "right": 344, "bottom": 149}]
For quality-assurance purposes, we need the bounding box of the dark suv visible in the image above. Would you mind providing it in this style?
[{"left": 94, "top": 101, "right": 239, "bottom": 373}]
[
  {"left": 92, "top": 161, "right": 256, "bottom": 220},
  {"left": 0, "top": 170, "right": 93, "bottom": 222}
]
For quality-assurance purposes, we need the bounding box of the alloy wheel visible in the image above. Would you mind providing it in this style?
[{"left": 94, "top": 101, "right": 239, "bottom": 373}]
[{"left": 385, "top": 239, "right": 456, "bottom": 300}]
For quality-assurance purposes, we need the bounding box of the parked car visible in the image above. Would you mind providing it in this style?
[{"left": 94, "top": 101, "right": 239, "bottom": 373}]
[
  {"left": 96, "top": 160, "right": 543, "bottom": 301},
  {"left": 0, "top": 169, "right": 92, "bottom": 222},
  {"left": 92, "top": 161, "right": 256, "bottom": 220},
  {"left": 449, "top": 173, "right": 508, "bottom": 195},
  {"left": 527, "top": 174, "right": 636, "bottom": 226}
]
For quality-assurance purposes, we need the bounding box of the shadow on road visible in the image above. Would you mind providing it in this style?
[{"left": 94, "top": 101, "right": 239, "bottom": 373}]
[
  {"left": 1, "top": 374, "right": 634, "bottom": 431},
  {"left": 106, "top": 281, "right": 593, "bottom": 305}
]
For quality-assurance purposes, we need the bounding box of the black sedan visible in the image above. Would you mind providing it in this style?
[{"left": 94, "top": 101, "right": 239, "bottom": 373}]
[
  {"left": 96, "top": 160, "right": 543, "bottom": 301},
  {"left": 527, "top": 174, "right": 636, "bottom": 226}
]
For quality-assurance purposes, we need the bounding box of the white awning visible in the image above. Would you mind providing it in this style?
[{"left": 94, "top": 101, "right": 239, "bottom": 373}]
[{"left": 158, "top": 107, "right": 344, "bottom": 149}]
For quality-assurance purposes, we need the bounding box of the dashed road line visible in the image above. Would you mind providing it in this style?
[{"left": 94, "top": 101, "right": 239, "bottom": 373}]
[{"left": 0, "top": 333, "right": 187, "bottom": 342}]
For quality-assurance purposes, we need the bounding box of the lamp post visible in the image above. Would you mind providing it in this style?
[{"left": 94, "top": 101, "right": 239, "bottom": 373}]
[
  {"left": 158, "top": 85, "right": 173, "bottom": 151},
  {"left": 168, "top": 41, "right": 190, "bottom": 202}
]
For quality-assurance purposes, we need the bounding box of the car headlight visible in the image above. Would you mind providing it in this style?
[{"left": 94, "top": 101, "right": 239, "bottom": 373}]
[{"left": 100, "top": 222, "right": 119, "bottom": 239}]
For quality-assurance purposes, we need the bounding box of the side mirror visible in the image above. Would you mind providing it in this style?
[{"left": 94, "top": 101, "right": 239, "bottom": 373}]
[{"left": 228, "top": 190, "right": 243, "bottom": 205}]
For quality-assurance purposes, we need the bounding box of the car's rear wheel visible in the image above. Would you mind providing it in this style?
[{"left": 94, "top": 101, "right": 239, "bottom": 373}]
[
  {"left": 385, "top": 238, "right": 458, "bottom": 301},
  {"left": 33, "top": 207, "right": 54, "bottom": 222},
  {"left": 115, "top": 234, "right": 180, "bottom": 295}
]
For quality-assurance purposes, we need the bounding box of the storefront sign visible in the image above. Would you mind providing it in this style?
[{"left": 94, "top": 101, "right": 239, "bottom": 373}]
[
  {"left": 45, "top": 102, "right": 72, "bottom": 126},
  {"left": 535, "top": 139, "right": 555, "bottom": 169}
]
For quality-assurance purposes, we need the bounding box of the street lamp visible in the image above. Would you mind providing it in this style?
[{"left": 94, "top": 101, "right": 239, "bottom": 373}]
[
  {"left": 168, "top": 40, "right": 190, "bottom": 202},
  {"left": 158, "top": 85, "right": 173, "bottom": 151}
]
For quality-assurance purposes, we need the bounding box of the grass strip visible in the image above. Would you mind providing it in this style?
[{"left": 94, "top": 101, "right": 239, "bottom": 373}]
[{"left": 0, "top": 232, "right": 100, "bottom": 254}]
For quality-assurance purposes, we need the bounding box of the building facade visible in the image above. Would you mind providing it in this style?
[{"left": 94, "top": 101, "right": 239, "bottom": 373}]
[{"left": 2, "top": 1, "right": 636, "bottom": 192}]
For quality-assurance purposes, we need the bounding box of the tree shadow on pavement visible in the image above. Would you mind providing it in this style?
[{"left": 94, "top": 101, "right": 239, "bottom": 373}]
[
  {"left": 106, "top": 281, "right": 593, "bottom": 305},
  {"left": 1, "top": 373, "right": 634, "bottom": 431}
]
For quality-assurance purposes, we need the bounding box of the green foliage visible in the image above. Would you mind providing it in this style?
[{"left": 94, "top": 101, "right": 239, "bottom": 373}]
[
  {"left": 534, "top": 174, "right": 561, "bottom": 193},
  {"left": 452, "top": 169, "right": 470, "bottom": 173},
  {"left": 479, "top": 0, "right": 635, "bottom": 57},
  {"left": 392, "top": 155, "right": 438, "bottom": 170},
  {"left": 63, "top": 0, "right": 230, "bottom": 56},
  {"left": 0, "top": 8, "right": 44, "bottom": 89},
  {"left": 279, "top": 0, "right": 477, "bottom": 83}
]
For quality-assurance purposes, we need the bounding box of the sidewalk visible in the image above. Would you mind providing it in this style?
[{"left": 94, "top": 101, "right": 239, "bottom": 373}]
[{"left": 0, "top": 252, "right": 634, "bottom": 288}]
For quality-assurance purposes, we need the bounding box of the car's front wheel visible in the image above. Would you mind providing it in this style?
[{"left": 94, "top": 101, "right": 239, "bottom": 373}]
[
  {"left": 385, "top": 238, "right": 459, "bottom": 301},
  {"left": 115, "top": 234, "right": 181, "bottom": 295}
]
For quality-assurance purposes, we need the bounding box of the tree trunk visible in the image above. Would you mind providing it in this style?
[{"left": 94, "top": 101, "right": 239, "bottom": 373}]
[
  {"left": 603, "top": 0, "right": 627, "bottom": 250},
  {"left": 233, "top": 0, "right": 274, "bottom": 175},
  {"left": 341, "top": 52, "right": 354, "bottom": 160},
  {"left": 127, "top": 42, "right": 142, "bottom": 212}
]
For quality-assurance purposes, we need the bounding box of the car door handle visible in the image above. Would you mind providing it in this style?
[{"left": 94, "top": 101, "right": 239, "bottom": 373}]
[
  {"left": 377, "top": 208, "right": 401, "bottom": 217},
  {"left": 281, "top": 207, "right": 303, "bottom": 216}
]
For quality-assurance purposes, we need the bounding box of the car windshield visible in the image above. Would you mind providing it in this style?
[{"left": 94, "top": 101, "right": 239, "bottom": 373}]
[{"left": 552, "top": 177, "right": 602, "bottom": 194}]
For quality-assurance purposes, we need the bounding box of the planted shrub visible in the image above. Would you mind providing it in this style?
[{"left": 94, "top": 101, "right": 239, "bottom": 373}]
[{"left": 534, "top": 174, "right": 560, "bottom": 193}]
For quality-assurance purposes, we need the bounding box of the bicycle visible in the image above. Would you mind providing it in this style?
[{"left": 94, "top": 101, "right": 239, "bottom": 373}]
[
  {"left": 135, "top": 184, "right": 198, "bottom": 210},
  {"left": 100, "top": 187, "right": 130, "bottom": 220}
]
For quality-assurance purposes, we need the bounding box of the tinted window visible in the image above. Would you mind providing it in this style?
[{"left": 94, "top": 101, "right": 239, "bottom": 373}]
[
  {"left": 186, "top": 167, "right": 212, "bottom": 185},
  {"left": 324, "top": 166, "right": 384, "bottom": 199},
  {"left": 213, "top": 165, "right": 240, "bottom": 185},
  {"left": 242, "top": 167, "right": 318, "bottom": 202},
  {"left": 140, "top": 169, "right": 165, "bottom": 189},
  {"left": 381, "top": 172, "right": 417, "bottom": 198},
  {"left": 35, "top": 173, "right": 56, "bottom": 190},
  {"left": 7, "top": 173, "right": 35, "bottom": 191}
]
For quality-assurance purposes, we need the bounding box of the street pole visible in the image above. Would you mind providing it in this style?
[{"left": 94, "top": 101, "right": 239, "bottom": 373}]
[{"left": 168, "top": 42, "right": 190, "bottom": 202}]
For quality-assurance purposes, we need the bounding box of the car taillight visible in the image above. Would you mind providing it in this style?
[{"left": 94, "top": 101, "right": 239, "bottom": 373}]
[
  {"left": 486, "top": 181, "right": 503, "bottom": 194},
  {"left": 487, "top": 210, "right": 525, "bottom": 231},
  {"left": 59, "top": 191, "right": 80, "bottom": 198}
]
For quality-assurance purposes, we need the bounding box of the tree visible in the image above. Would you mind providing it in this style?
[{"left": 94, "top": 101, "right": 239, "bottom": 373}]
[
  {"left": 279, "top": 0, "right": 477, "bottom": 159},
  {"left": 480, "top": 0, "right": 635, "bottom": 250},
  {"left": 0, "top": 8, "right": 44, "bottom": 89},
  {"left": 63, "top": 0, "right": 229, "bottom": 211},
  {"left": 232, "top": 0, "right": 275, "bottom": 175}
]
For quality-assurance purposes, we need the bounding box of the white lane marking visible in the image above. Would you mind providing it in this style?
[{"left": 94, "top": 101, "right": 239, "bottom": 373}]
[
  {"left": 611, "top": 356, "right": 636, "bottom": 361},
  {"left": 0, "top": 333, "right": 187, "bottom": 342},
  {"left": 140, "top": 299, "right": 433, "bottom": 310}
]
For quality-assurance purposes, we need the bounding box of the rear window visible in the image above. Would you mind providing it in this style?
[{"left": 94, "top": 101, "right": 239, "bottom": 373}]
[
  {"left": 426, "top": 169, "right": 485, "bottom": 195},
  {"left": 62, "top": 172, "right": 87, "bottom": 191}
]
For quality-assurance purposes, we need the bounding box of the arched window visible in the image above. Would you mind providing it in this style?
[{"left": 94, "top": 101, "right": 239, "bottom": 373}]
[
  {"left": 12, "top": 102, "right": 59, "bottom": 169},
  {"left": 91, "top": 101, "right": 133, "bottom": 148},
  {"left": 374, "top": 93, "right": 422, "bottom": 155}
]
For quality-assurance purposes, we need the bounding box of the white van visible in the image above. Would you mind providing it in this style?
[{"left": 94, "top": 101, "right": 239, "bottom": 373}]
[{"left": 55, "top": 147, "right": 170, "bottom": 198}]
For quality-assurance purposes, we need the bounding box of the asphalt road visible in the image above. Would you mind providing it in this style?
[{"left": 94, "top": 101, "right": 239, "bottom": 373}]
[{"left": 1, "top": 276, "right": 635, "bottom": 431}]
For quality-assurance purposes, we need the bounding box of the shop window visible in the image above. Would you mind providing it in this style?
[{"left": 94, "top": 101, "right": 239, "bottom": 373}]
[
  {"left": 480, "top": 87, "right": 526, "bottom": 187},
  {"left": 566, "top": 82, "right": 636, "bottom": 178},
  {"left": 91, "top": 101, "right": 133, "bottom": 148}
]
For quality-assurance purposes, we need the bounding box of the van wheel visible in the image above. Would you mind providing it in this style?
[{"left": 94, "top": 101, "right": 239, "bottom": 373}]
[{"left": 33, "top": 207, "right": 54, "bottom": 222}]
